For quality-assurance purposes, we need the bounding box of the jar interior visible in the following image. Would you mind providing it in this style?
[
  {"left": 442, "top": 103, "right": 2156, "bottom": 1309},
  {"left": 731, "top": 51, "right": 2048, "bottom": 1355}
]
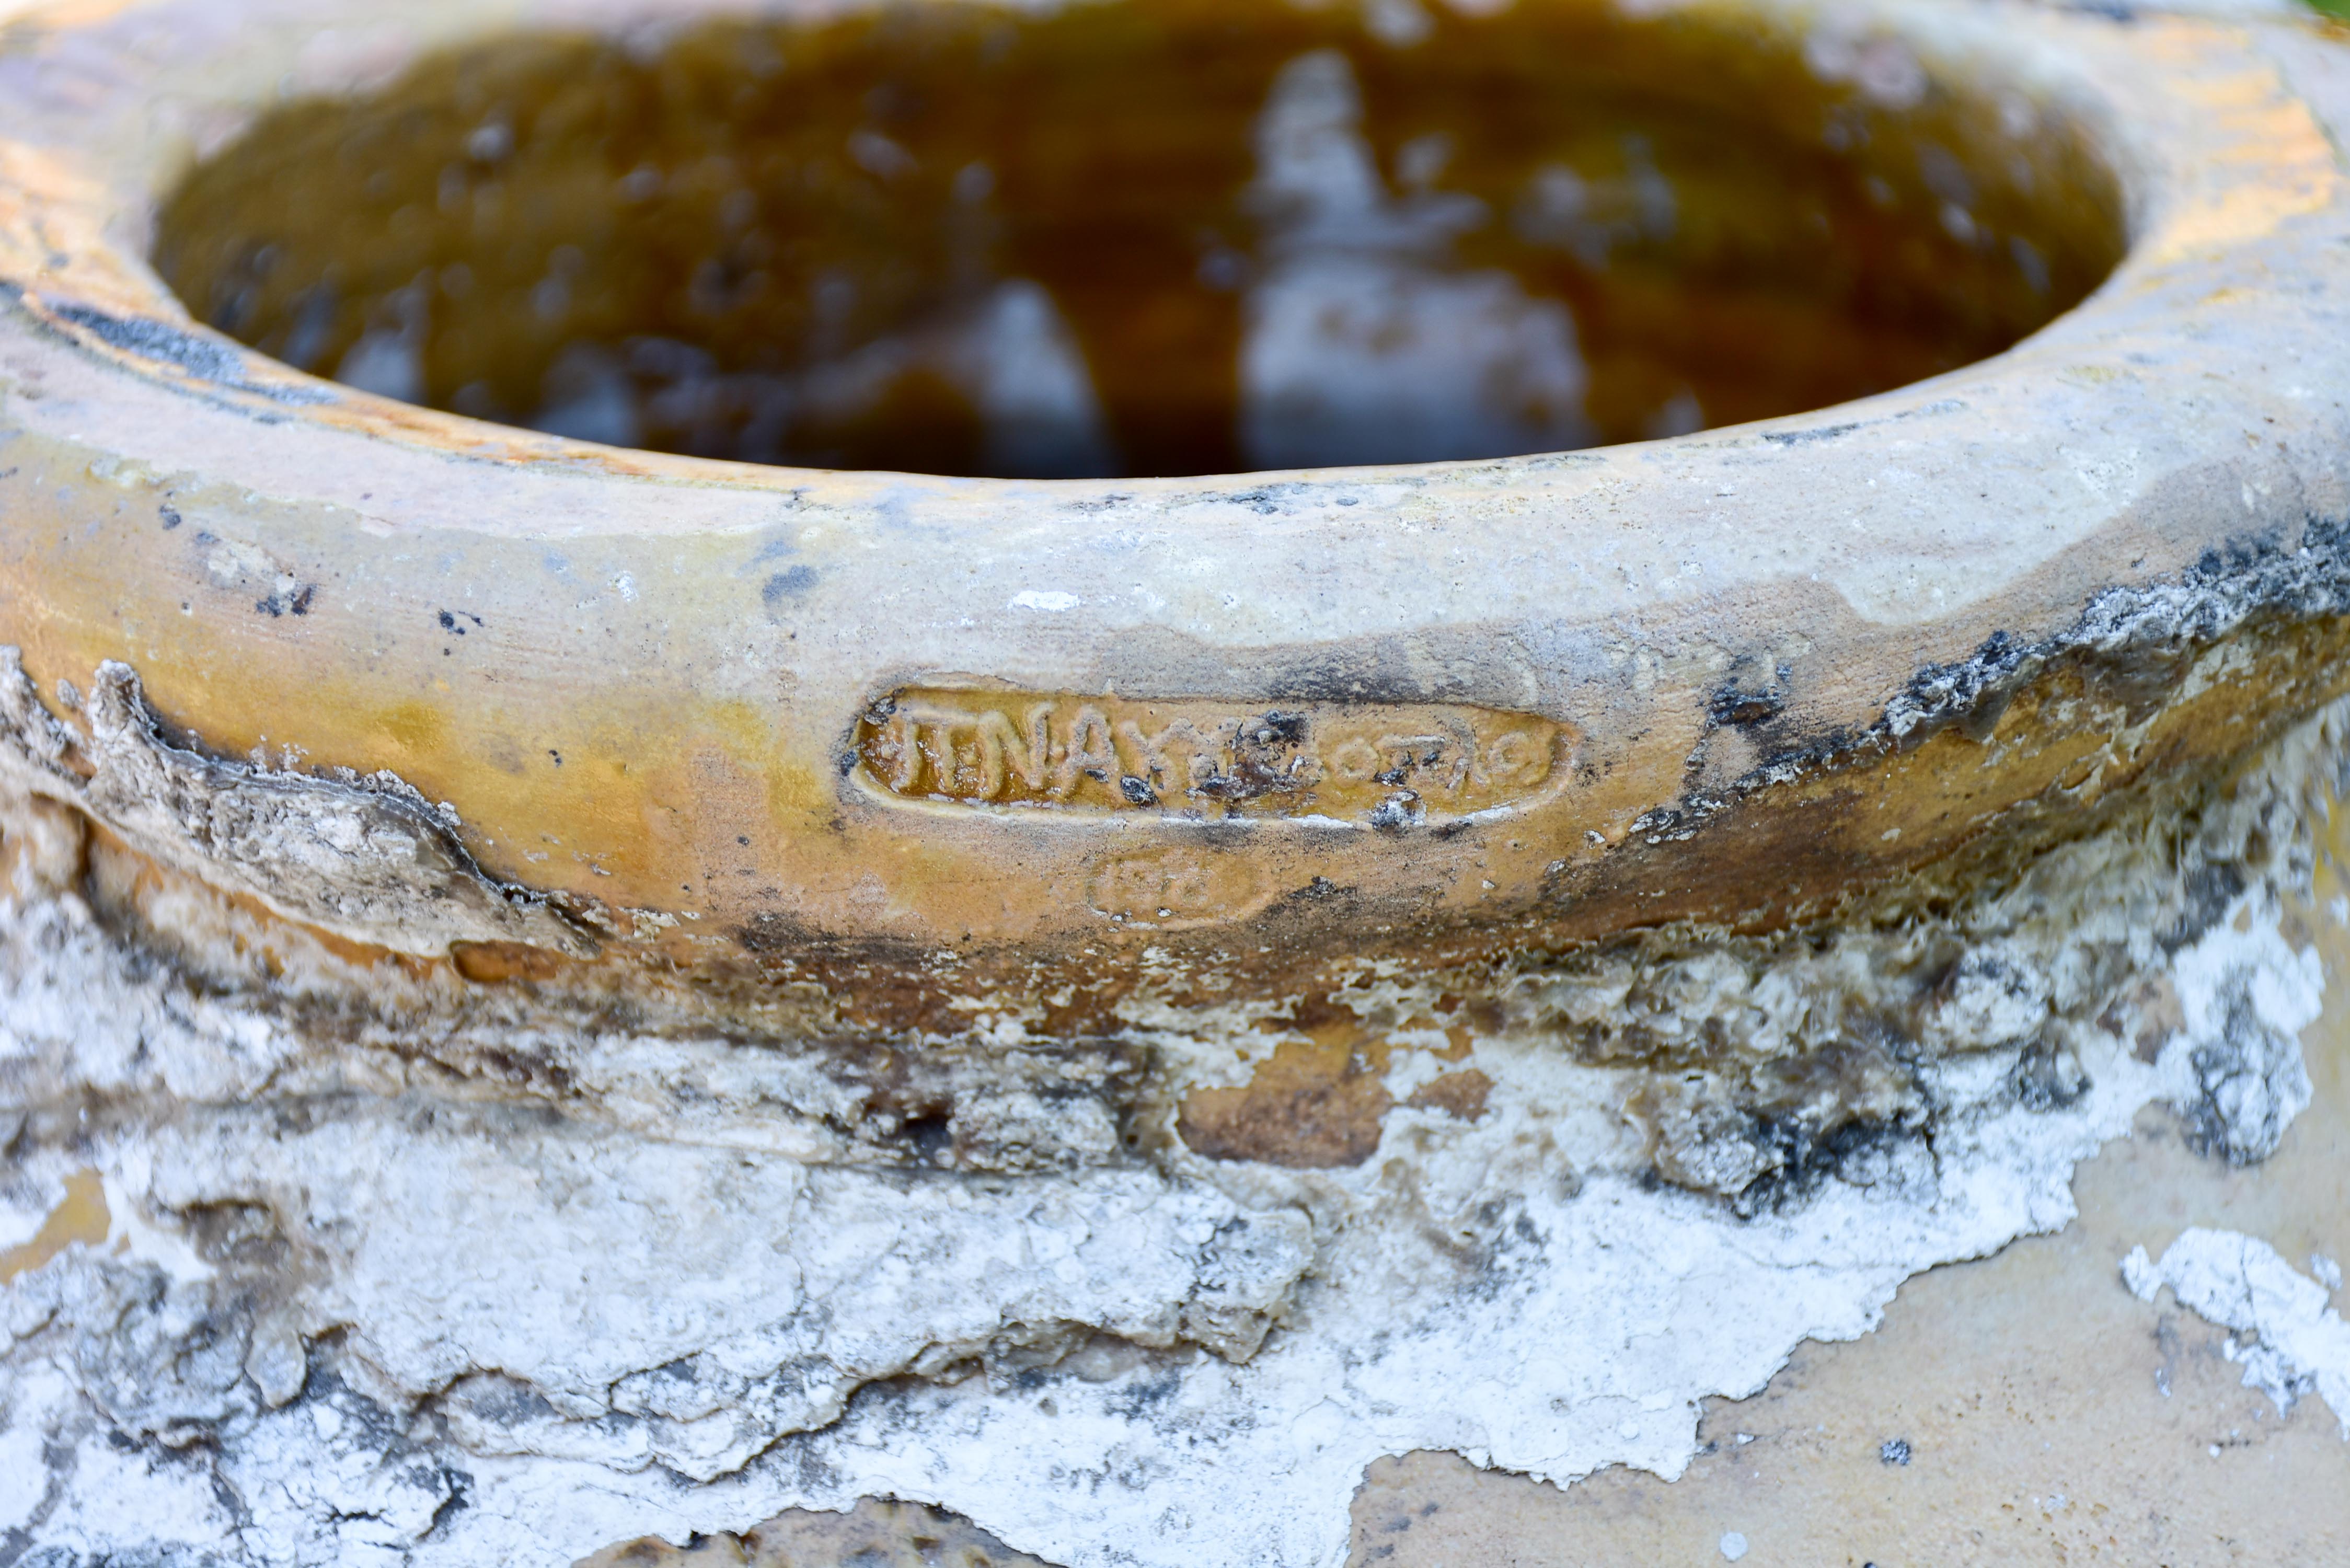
[{"left": 155, "top": 0, "right": 2128, "bottom": 478}]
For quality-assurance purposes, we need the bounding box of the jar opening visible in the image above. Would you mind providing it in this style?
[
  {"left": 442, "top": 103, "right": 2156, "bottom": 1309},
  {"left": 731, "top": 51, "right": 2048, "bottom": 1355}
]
[{"left": 157, "top": 0, "right": 2127, "bottom": 478}]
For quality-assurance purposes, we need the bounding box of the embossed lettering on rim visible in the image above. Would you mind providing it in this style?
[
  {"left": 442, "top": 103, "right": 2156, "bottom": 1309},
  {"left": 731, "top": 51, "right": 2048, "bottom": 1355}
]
[{"left": 851, "top": 689, "right": 1574, "bottom": 826}]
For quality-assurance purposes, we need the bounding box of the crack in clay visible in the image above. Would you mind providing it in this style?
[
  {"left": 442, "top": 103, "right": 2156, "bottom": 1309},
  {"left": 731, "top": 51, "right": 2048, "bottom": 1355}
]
[
  {"left": 1644, "top": 512, "right": 2350, "bottom": 840},
  {"left": 0, "top": 650, "right": 594, "bottom": 958}
]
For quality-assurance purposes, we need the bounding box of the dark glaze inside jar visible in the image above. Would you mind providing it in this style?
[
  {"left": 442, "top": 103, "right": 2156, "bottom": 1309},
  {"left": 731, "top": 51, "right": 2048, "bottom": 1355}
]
[{"left": 156, "top": 0, "right": 2127, "bottom": 478}]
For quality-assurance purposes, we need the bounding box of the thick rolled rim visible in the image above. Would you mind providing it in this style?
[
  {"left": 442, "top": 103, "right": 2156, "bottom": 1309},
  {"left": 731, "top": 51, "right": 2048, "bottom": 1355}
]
[{"left": 0, "top": 0, "right": 2345, "bottom": 993}]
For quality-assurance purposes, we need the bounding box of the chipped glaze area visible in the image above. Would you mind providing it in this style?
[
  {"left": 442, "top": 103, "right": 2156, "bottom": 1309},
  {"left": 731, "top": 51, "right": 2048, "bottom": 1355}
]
[{"left": 2123, "top": 1228, "right": 2350, "bottom": 1437}]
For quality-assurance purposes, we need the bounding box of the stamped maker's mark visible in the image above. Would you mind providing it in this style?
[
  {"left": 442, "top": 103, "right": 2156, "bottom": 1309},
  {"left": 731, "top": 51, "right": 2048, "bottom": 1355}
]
[
  {"left": 1087, "top": 849, "right": 1273, "bottom": 928},
  {"left": 853, "top": 689, "right": 1570, "bottom": 826}
]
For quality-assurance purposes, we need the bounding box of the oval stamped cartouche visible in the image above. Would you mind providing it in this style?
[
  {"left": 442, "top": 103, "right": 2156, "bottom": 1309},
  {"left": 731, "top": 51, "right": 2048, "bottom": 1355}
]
[{"left": 851, "top": 689, "right": 1575, "bottom": 827}]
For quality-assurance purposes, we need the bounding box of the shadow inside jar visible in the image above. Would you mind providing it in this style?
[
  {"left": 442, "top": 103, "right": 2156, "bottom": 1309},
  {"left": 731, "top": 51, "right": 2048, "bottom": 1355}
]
[{"left": 156, "top": 0, "right": 2126, "bottom": 478}]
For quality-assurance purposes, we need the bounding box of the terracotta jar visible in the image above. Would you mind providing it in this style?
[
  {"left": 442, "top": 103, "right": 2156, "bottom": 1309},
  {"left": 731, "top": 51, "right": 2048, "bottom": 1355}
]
[{"left": 3, "top": 2, "right": 2349, "bottom": 1563}]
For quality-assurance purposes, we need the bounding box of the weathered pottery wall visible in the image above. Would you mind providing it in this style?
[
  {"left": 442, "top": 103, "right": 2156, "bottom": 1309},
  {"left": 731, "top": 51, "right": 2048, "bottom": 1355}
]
[{"left": 0, "top": 0, "right": 2347, "bottom": 1563}]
